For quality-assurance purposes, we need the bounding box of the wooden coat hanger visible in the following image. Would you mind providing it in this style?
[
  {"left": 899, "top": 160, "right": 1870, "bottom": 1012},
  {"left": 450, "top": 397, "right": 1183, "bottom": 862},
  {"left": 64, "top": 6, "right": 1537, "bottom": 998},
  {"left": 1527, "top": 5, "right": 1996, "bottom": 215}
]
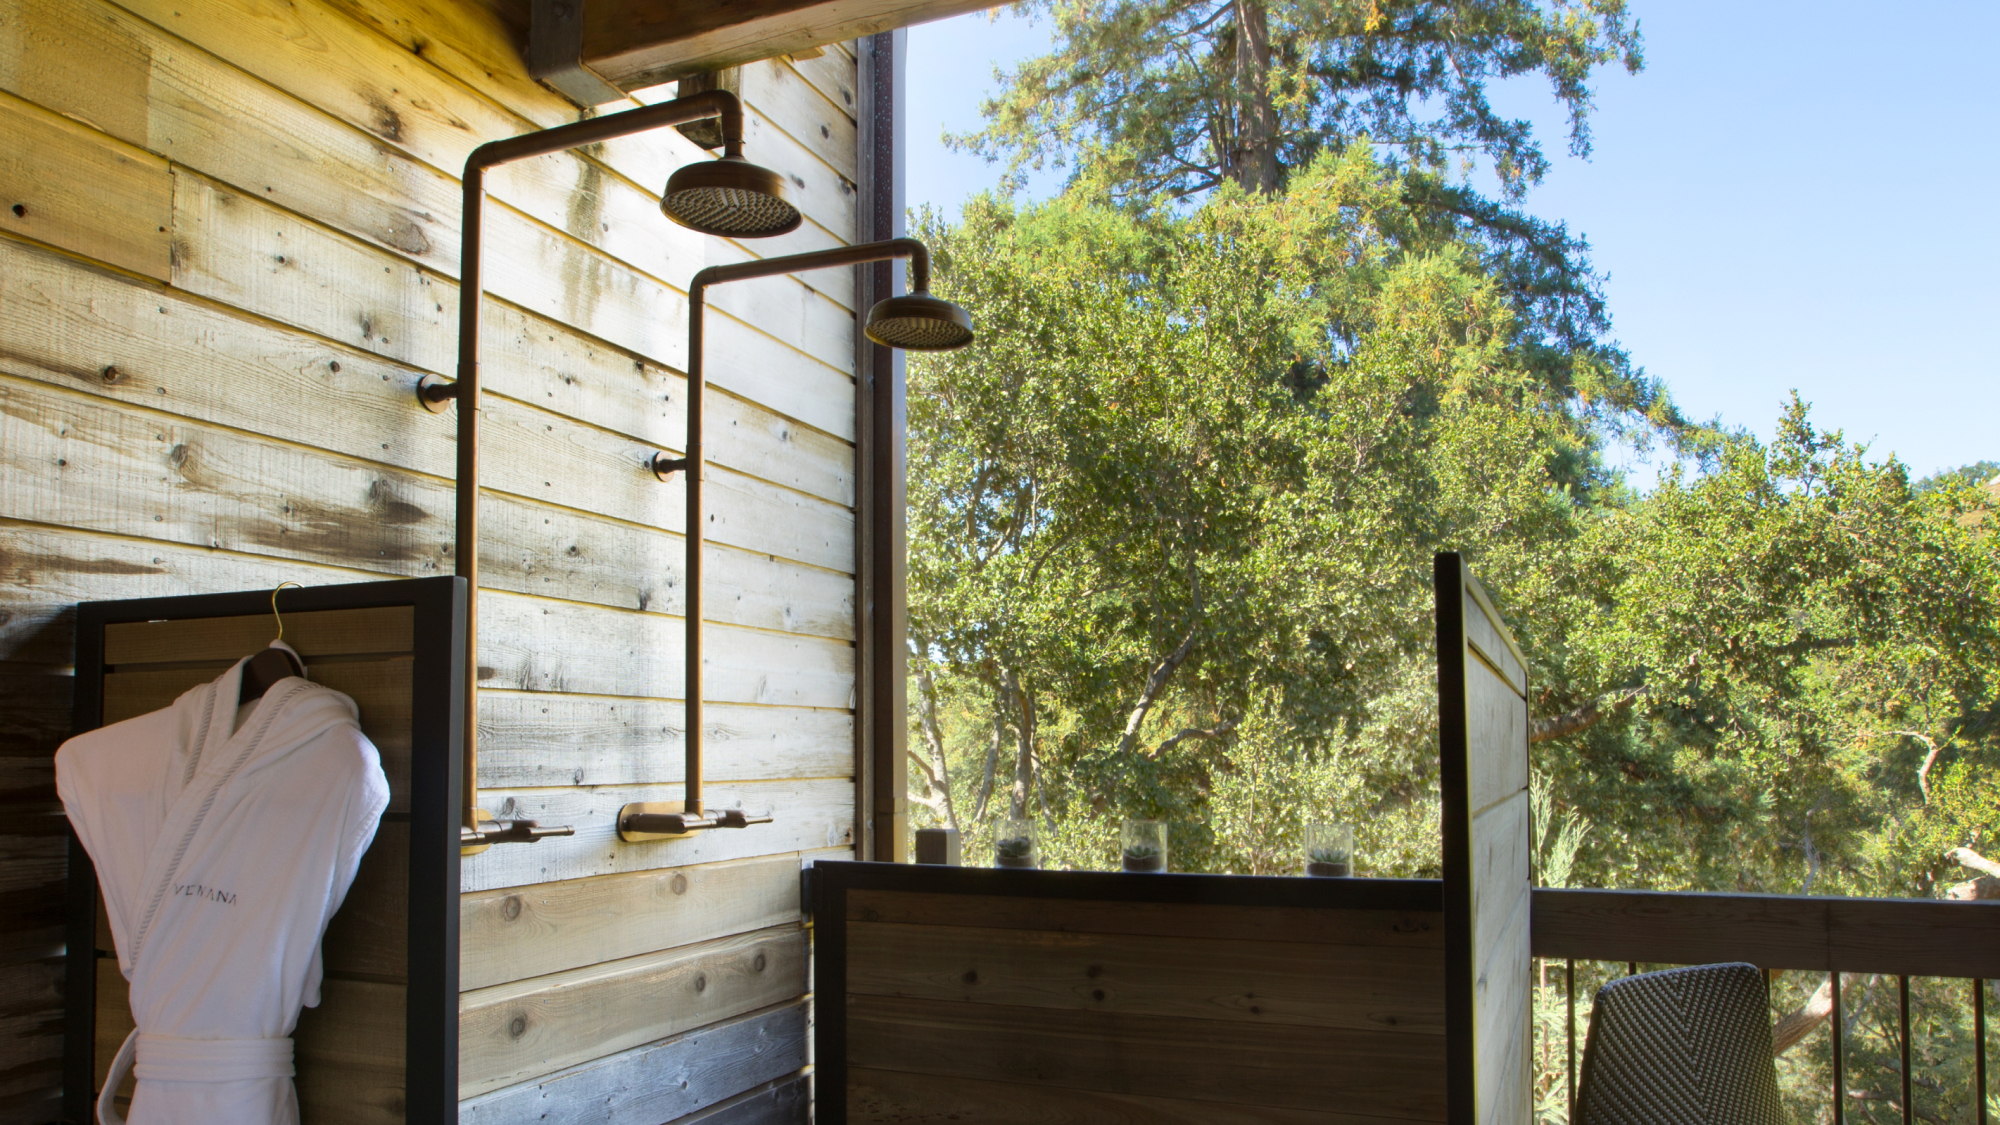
[{"left": 240, "top": 582, "right": 307, "bottom": 704}]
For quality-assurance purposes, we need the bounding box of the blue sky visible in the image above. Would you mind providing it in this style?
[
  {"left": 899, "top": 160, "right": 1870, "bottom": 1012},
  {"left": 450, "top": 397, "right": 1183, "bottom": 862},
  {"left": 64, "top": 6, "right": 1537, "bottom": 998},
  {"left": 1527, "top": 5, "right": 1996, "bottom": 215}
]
[{"left": 907, "top": 3, "right": 2000, "bottom": 482}]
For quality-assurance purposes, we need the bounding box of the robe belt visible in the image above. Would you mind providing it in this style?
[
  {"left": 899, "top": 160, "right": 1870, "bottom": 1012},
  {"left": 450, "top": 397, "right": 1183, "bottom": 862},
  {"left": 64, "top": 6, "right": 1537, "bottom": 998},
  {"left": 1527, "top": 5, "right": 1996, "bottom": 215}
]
[
  {"left": 135, "top": 1033, "right": 295, "bottom": 1081},
  {"left": 98, "top": 1030, "right": 295, "bottom": 1125}
]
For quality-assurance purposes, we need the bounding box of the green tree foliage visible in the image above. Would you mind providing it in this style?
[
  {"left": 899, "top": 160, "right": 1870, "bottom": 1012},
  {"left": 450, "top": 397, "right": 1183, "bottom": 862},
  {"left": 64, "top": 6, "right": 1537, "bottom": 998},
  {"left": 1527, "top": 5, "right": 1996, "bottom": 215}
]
[
  {"left": 910, "top": 149, "right": 1640, "bottom": 872},
  {"left": 956, "top": 0, "right": 1667, "bottom": 426},
  {"left": 964, "top": 0, "right": 1641, "bottom": 201},
  {"left": 1531, "top": 404, "right": 2000, "bottom": 895},
  {"left": 910, "top": 13, "right": 2000, "bottom": 1114},
  {"left": 907, "top": 150, "right": 2000, "bottom": 902}
]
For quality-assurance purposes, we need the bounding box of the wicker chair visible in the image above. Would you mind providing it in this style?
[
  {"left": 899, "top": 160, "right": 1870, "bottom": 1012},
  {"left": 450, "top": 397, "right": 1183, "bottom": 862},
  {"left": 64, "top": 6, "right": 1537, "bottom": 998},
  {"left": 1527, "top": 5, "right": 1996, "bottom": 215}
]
[{"left": 1575, "top": 962, "right": 1784, "bottom": 1125}]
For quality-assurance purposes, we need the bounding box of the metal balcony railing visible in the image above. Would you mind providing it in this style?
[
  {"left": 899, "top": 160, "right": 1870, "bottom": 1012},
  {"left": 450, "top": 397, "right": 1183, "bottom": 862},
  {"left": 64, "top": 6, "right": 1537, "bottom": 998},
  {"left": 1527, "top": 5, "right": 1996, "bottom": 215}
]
[{"left": 1530, "top": 888, "right": 2000, "bottom": 1125}]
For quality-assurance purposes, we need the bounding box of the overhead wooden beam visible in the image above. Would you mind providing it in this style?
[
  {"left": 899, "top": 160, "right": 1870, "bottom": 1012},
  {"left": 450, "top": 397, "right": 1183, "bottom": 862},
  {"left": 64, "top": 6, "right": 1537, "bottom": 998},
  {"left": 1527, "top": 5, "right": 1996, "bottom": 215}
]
[{"left": 531, "top": 0, "right": 999, "bottom": 100}]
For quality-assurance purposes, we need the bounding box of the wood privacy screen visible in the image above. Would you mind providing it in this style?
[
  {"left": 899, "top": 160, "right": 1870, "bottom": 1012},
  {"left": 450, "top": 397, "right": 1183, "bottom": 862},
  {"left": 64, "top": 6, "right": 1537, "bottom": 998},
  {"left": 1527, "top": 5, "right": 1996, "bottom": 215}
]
[
  {"left": 813, "top": 862, "right": 1448, "bottom": 1124},
  {"left": 1436, "top": 552, "right": 1533, "bottom": 1125},
  {"left": 64, "top": 578, "right": 463, "bottom": 1125}
]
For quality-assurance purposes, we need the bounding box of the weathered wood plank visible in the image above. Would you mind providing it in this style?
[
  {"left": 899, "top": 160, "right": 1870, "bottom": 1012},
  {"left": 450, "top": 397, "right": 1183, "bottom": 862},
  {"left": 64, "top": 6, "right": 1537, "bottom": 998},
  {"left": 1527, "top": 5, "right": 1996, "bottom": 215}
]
[
  {"left": 849, "top": 1067, "right": 1415, "bottom": 1125},
  {"left": 0, "top": 0, "right": 859, "bottom": 336},
  {"left": 459, "top": 925, "right": 805, "bottom": 1096},
  {"left": 104, "top": 606, "right": 414, "bottom": 663},
  {"left": 0, "top": 956, "right": 61, "bottom": 1109},
  {"left": 846, "top": 994, "right": 1448, "bottom": 1120},
  {"left": 170, "top": 167, "right": 855, "bottom": 386},
  {"left": 459, "top": 778, "right": 852, "bottom": 892},
  {"left": 310, "top": 0, "right": 587, "bottom": 131},
  {"left": 1470, "top": 790, "right": 1528, "bottom": 971},
  {"left": 0, "top": 669, "right": 66, "bottom": 806},
  {"left": 294, "top": 976, "right": 406, "bottom": 1125},
  {"left": 0, "top": 521, "right": 386, "bottom": 667},
  {"left": 846, "top": 890, "right": 1444, "bottom": 949},
  {"left": 0, "top": 368, "right": 856, "bottom": 601},
  {"left": 781, "top": 51, "right": 856, "bottom": 125},
  {"left": 0, "top": 822, "right": 63, "bottom": 897},
  {"left": 163, "top": 170, "right": 858, "bottom": 460},
  {"left": 461, "top": 853, "right": 801, "bottom": 990},
  {"left": 98, "top": 0, "right": 859, "bottom": 247},
  {"left": 1468, "top": 785, "right": 1530, "bottom": 1125},
  {"left": 321, "top": 819, "right": 409, "bottom": 979},
  {"left": 0, "top": 304, "right": 852, "bottom": 627},
  {"left": 846, "top": 920, "right": 1445, "bottom": 1033},
  {"left": 1529, "top": 887, "right": 2000, "bottom": 978},
  {"left": 476, "top": 595, "right": 854, "bottom": 706},
  {"left": 670, "top": 1073, "right": 808, "bottom": 1125},
  {"left": 742, "top": 59, "right": 854, "bottom": 182},
  {"left": 1466, "top": 661, "right": 1526, "bottom": 817},
  {"left": 0, "top": 877, "right": 62, "bottom": 968},
  {"left": 1462, "top": 586, "right": 1524, "bottom": 697},
  {"left": 1472, "top": 884, "right": 1529, "bottom": 1125},
  {"left": 0, "top": 92, "right": 169, "bottom": 279},
  {"left": 459, "top": 1001, "right": 807, "bottom": 1125},
  {"left": 476, "top": 693, "right": 852, "bottom": 789},
  {"left": 0, "top": 524, "right": 857, "bottom": 714}
]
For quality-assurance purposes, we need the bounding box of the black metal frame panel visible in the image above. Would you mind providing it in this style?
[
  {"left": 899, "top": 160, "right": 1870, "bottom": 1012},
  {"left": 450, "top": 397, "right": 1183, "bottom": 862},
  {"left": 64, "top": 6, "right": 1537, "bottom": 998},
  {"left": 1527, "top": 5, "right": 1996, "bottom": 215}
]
[
  {"left": 63, "top": 576, "right": 465, "bottom": 1125},
  {"left": 807, "top": 858, "right": 1443, "bottom": 1125}
]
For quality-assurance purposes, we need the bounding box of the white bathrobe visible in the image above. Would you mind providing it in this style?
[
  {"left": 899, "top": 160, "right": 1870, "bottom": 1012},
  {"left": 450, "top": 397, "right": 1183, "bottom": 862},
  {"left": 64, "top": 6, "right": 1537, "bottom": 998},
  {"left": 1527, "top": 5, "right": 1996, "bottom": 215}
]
[{"left": 57, "top": 643, "right": 390, "bottom": 1125}]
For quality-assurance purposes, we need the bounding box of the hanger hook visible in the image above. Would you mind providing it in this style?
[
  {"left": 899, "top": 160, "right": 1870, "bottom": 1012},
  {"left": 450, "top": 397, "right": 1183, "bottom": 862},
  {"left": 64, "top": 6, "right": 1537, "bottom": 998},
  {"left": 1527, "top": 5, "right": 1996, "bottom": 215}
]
[{"left": 271, "top": 581, "right": 303, "bottom": 642}]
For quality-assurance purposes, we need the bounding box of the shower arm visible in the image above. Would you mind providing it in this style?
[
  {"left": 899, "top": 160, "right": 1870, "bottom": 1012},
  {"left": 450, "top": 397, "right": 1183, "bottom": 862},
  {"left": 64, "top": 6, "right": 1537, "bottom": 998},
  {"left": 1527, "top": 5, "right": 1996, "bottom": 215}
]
[
  {"left": 419, "top": 90, "right": 750, "bottom": 852},
  {"left": 620, "top": 238, "right": 928, "bottom": 841}
]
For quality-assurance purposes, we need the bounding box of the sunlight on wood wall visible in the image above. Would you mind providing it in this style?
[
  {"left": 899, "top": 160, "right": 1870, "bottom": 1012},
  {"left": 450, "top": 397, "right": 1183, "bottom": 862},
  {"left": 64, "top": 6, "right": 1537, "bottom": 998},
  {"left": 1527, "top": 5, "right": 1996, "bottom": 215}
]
[{"left": 0, "top": 0, "right": 860, "bottom": 1116}]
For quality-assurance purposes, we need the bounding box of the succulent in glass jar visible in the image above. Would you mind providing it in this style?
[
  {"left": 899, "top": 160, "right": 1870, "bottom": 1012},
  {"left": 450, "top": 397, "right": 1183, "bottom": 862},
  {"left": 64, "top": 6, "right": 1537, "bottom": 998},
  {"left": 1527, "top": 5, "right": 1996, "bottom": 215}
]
[
  {"left": 993, "top": 817, "right": 1038, "bottom": 868},
  {"left": 1121, "top": 820, "right": 1168, "bottom": 872}
]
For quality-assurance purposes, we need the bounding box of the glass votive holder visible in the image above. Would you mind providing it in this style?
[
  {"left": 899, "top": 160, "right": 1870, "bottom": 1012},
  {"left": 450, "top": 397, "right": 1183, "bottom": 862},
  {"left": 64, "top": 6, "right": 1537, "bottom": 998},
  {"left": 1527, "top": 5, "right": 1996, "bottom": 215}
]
[
  {"left": 993, "top": 818, "right": 1038, "bottom": 869},
  {"left": 1305, "top": 822, "right": 1354, "bottom": 877},
  {"left": 1121, "top": 819, "right": 1168, "bottom": 872}
]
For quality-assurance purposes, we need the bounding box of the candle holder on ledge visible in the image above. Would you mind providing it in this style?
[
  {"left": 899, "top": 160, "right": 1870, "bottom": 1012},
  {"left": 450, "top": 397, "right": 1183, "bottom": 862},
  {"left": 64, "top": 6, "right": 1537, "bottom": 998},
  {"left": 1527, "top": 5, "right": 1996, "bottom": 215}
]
[
  {"left": 1121, "top": 819, "right": 1167, "bottom": 873},
  {"left": 993, "top": 818, "right": 1038, "bottom": 869},
  {"left": 1305, "top": 822, "right": 1354, "bottom": 877}
]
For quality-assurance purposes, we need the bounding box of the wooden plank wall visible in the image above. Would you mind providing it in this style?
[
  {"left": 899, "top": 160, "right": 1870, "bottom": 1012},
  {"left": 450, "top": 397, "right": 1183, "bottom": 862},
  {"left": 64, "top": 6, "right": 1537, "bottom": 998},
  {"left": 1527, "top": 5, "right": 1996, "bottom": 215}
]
[
  {"left": 0, "top": 0, "right": 861, "bottom": 1115},
  {"left": 840, "top": 887, "right": 1449, "bottom": 1124}
]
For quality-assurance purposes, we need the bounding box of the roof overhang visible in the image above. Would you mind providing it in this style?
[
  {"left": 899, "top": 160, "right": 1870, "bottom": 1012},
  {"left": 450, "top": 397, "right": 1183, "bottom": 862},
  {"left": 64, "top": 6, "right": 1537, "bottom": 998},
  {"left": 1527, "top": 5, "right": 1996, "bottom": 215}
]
[{"left": 530, "top": 0, "right": 999, "bottom": 104}]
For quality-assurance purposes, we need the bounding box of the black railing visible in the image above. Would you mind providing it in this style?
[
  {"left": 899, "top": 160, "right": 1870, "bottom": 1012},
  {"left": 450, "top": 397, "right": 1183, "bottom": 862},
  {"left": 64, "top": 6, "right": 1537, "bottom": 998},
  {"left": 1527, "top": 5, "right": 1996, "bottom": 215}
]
[{"left": 1532, "top": 889, "right": 2000, "bottom": 1125}]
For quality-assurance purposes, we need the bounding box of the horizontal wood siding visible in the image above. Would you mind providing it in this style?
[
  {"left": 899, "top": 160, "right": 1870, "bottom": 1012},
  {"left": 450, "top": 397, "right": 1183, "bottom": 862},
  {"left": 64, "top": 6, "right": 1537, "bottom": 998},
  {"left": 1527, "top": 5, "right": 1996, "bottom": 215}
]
[
  {"left": 841, "top": 887, "right": 1447, "bottom": 1124},
  {"left": 0, "top": 0, "right": 860, "bottom": 1112}
]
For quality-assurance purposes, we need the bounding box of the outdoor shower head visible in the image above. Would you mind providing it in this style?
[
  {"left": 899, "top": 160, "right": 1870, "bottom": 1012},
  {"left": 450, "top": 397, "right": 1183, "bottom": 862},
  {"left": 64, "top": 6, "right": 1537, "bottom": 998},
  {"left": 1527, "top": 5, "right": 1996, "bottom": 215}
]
[
  {"left": 661, "top": 156, "right": 802, "bottom": 238},
  {"left": 864, "top": 290, "right": 975, "bottom": 351}
]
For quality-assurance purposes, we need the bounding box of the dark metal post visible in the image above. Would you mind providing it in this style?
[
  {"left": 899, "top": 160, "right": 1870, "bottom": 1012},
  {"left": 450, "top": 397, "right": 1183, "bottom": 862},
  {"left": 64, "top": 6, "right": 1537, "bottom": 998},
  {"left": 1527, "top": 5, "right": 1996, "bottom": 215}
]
[
  {"left": 1977, "top": 979, "right": 1988, "bottom": 1125},
  {"left": 1832, "top": 971, "right": 1844, "bottom": 1125},
  {"left": 1567, "top": 959, "right": 1576, "bottom": 1116},
  {"left": 454, "top": 163, "right": 485, "bottom": 839},
  {"left": 853, "top": 28, "right": 909, "bottom": 862},
  {"left": 1897, "top": 975, "right": 1911, "bottom": 1125},
  {"left": 684, "top": 284, "right": 708, "bottom": 814}
]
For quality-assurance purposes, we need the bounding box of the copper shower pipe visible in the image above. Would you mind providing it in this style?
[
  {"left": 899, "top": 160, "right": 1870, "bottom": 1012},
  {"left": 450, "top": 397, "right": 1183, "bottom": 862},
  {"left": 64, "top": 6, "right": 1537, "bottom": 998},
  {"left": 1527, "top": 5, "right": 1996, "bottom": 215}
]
[
  {"left": 643, "top": 239, "right": 935, "bottom": 830},
  {"left": 418, "top": 91, "right": 759, "bottom": 850}
]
